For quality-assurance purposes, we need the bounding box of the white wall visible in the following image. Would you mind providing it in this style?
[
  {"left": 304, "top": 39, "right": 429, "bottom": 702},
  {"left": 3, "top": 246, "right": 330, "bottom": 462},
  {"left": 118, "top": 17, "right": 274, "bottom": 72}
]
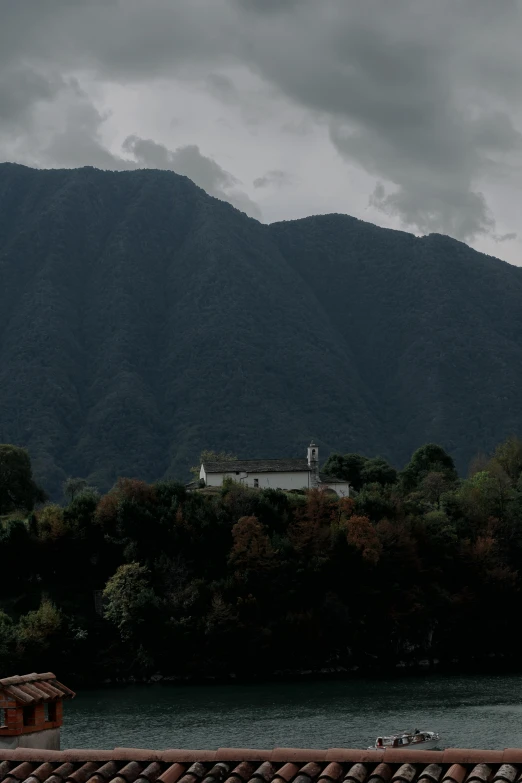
[
  {"left": 203, "top": 470, "right": 311, "bottom": 491},
  {"left": 323, "top": 482, "right": 350, "bottom": 497},
  {"left": 0, "top": 728, "right": 61, "bottom": 750}
]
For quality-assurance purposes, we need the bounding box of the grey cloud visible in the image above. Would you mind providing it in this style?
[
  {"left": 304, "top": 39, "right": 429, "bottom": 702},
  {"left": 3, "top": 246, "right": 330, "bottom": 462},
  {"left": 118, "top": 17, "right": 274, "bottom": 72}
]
[
  {"left": 494, "top": 232, "right": 517, "bottom": 243},
  {"left": 232, "top": 0, "right": 521, "bottom": 240},
  {"left": 0, "top": 67, "right": 64, "bottom": 130},
  {"left": 2, "top": 0, "right": 521, "bottom": 242},
  {"left": 233, "top": 0, "right": 302, "bottom": 13},
  {"left": 206, "top": 73, "right": 237, "bottom": 103},
  {"left": 122, "top": 135, "right": 262, "bottom": 218},
  {"left": 369, "top": 182, "right": 494, "bottom": 241},
  {"left": 253, "top": 170, "right": 291, "bottom": 189}
]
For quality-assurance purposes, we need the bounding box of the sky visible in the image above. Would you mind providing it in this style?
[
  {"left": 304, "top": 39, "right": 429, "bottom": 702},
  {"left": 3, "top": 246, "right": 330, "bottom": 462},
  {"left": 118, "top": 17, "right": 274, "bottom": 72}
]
[{"left": 1, "top": 0, "right": 521, "bottom": 265}]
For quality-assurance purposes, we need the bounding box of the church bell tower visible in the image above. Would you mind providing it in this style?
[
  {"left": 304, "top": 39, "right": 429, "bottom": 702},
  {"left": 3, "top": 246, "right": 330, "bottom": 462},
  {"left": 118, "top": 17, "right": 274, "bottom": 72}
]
[{"left": 307, "top": 441, "right": 319, "bottom": 487}]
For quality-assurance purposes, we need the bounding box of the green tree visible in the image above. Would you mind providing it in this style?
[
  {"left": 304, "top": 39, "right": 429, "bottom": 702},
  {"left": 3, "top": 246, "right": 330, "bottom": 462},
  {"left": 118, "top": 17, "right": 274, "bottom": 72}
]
[
  {"left": 0, "top": 611, "right": 16, "bottom": 666},
  {"left": 63, "top": 477, "right": 89, "bottom": 502},
  {"left": 360, "top": 457, "right": 397, "bottom": 487},
  {"left": 400, "top": 443, "right": 458, "bottom": 493},
  {"left": 492, "top": 436, "right": 522, "bottom": 485},
  {"left": 17, "top": 599, "right": 62, "bottom": 651},
  {"left": 103, "top": 562, "right": 158, "bottom": 641},
  {"left": 0, "top": 444, "right": 46, "bottom": 515},
  {"left": 322, "top": 453, "right": 369, "bottom": 491}
]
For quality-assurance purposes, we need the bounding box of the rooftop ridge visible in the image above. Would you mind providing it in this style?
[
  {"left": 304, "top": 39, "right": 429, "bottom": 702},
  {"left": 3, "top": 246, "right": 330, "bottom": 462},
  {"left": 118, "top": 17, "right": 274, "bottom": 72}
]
[
  {"left": 2, "top": 747, "right": 522, "bottom": 783},
  {"left": 2, "top": 748, "right": 522, "bottom": 761}
]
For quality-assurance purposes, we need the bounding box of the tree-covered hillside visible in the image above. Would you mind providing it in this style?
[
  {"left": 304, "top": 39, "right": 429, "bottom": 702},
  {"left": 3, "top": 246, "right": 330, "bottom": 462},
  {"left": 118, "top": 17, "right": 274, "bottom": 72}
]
[
  {"left": 2, "top": 438, "right": 522, "bottom": 682},
  {"left": 1, "top": 162, "right": 521, "bottom": 496}
]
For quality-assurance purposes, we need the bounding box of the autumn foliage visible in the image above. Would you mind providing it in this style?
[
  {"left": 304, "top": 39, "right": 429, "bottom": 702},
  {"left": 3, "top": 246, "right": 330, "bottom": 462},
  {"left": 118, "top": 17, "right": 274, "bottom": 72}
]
[{"left": 2, "top": 438, "right": 522, "bottom": 681}]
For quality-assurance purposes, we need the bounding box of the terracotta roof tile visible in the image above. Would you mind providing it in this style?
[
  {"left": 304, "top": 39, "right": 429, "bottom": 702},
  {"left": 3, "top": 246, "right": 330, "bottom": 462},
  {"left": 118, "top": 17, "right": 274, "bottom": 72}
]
[
  {"left": 296, "top": 763, "right": 323, "bottom": 781},
  {"left": 274, "top": 765, "right": 301, "bottom": 783},
  {"left": 249, "top": 764, "right": 275, "bottom": 783},
  {"left": 43, "top": 762, "right": 75, "bottom": 783},
  {"left": 0, "top": 674, "right": 75, "bottom": 707},
  {"left": 418, "top": 764, "right": 443, "bottom": 783},
  {"left": 502, "top": 751, "right": 522, "bottom": 764},
  {"left": 443, "top": 766, "right": 468, "bottom": 783},
  {"left": 201, "top": 764, "right": 230, "bottom": 783},
  {"left": 224, "top": 763, "right": 256, "bottom": 783},
  {"left": 6, "top": 762, "right": 35, "bottom": 781},
  {"left": 345, "top": 764, "right": 368, "bottom": 783},
  {"left": 177, "top": 762, "right": 208, "bottom": 783},
  {"left": 392, "top": 765, "right": 416, "bottom": 783},
  {"left": 493, "top": 766, "right": 517, "bottom": 783},
  {"left": 3, "top": 748, "right": 522, "bottom": 783},
  {"left": 26, "top": 763, "right": 56, "bottom": 783},
  {"left": 318, "top": 764, "right": 344, "bottom": 783},
  {"left": 368, "top": 764, "right": 392, "bottom": 783},
  {"left": 156, "top": 764, "right": 185, "bottom": 783},
  {"left": 136, "top": 763, "right": 163, "bottom": 783},
  {"left": 326, "top": 754, "right": 384, "bottom": 765},
  {"left": 466, "top": 766, "right": 491, "bottom": 783},
  {"left": 68, "top": 762, "right": 102, "bottom": 783}
]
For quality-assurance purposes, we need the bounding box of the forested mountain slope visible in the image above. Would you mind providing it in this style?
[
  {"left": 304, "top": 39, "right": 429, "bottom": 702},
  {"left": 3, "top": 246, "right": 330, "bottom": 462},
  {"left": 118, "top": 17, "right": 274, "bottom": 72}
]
[{"left": 1, "top": 162, "right": 521, "bottom": 496}]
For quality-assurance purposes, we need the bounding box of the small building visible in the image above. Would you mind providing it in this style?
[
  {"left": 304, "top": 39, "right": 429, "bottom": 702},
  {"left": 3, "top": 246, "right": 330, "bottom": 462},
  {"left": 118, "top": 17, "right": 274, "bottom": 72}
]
[
  {"left": 200, "top": 442, "right": 350, "bottom": 496},
  {"left": 0, "top": 672, "right": 75, "bottom": 751}
]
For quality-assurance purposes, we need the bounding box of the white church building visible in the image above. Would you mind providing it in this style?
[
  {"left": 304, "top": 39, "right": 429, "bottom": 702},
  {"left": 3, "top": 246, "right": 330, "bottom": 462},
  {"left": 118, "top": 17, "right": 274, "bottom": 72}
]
[{"left": 199, "top": 442, "right": 350, "bottom": 496}]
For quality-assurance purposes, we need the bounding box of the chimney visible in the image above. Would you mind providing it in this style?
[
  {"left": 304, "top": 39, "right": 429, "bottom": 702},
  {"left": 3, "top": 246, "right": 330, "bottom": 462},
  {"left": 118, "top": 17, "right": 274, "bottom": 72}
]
[{"left": 0, "top": 672, "right": 75, "bottom": 751}]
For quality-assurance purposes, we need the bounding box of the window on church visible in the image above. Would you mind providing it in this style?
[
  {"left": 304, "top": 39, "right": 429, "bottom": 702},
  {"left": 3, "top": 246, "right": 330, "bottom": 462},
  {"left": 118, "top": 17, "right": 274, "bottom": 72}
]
[{"left": 254, "top": 478, "right": 259, "bottom": 488}]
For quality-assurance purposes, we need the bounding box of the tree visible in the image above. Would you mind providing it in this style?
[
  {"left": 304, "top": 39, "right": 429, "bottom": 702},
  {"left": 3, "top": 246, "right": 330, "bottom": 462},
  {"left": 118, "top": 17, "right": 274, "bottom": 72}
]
[
  {"left": 400, "top": 443, "right": 458, "bottom": 493},
  {"left": 420, "top": 471, "right": 454, "bottom": 507},
  {"left": 17, "top": 599, "right": 62, "bottom": 651},
  {"left": 343, "top": 514, "right": 382, "bottom": 564},
  {"left": 360, "top": 457, "right": 398, "bottom": 487},
  {"left": 36, "top": 504, "right": 67, "bottom": 541},
  {"left": 63, "top": 477, "right": 89, "bottom": 502},
  {"left": 103, "top": 562, "right": 158, "bottom": 641},
  {"left": 229, "top": 516, "right": 274, "bottom": 572},
  {"left": 492, "top": 436, "right": 522, "bottom": 485},
  {"left": 322, "top": 453, "right": 369, "bottom": 491},
  {"left": 0, "top": 444, "right": 46, "bottom": 515},
  {"left": 0, "top": 611, "right": 16, "bottom": 666}
]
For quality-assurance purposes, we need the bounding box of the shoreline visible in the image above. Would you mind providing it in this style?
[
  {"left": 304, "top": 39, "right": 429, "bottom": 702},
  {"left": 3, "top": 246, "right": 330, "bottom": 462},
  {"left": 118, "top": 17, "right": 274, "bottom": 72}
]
[{"left": 68, "top": 655, "right": 519, "bottom": 689}]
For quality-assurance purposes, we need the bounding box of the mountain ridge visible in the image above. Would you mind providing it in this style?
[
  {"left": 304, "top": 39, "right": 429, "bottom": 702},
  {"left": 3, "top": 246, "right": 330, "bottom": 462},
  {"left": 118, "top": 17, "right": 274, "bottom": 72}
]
[{"left": 1, "top": 161, "right": 521, "bottom": 497}]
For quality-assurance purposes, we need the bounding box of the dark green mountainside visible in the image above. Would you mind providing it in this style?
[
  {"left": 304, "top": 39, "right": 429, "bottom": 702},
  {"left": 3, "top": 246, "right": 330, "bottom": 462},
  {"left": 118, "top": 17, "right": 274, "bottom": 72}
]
[{"left": 1, "top": 162, "right": 521, "bottom": 497}]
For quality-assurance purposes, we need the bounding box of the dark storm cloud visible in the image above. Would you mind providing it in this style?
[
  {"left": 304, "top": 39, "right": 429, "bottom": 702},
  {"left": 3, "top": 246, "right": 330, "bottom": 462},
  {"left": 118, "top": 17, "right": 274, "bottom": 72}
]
[
  {"left": 0, "top": 68, "right": 63, "bottom": 129},
  {"left": 1, "top": 0, "right": 521, "bottom": 241}
]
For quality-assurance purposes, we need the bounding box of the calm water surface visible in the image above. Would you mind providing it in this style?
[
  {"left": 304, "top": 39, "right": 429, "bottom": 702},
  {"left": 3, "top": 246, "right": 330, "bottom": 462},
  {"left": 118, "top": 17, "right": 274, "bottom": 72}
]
[{"left": 62, "top": 675, "right": 522, "bottom": 751}]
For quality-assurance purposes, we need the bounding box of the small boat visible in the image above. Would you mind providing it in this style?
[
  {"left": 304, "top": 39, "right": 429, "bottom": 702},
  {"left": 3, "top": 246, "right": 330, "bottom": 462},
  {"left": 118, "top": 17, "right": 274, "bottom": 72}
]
[{"left": 368, "top": 730, "right": 441, "bottom": 750}]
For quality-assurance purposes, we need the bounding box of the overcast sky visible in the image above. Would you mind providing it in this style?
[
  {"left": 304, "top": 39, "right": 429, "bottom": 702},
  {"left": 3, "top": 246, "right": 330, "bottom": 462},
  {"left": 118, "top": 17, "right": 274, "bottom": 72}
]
[{"left": 2, "top": 0, "right": 521, "bottom": 264}]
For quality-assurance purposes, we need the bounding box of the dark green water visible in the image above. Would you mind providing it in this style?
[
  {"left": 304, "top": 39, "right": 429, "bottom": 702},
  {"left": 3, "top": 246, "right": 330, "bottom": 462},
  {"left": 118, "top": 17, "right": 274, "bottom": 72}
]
[{"left": 62, "top": 675, "right": 522, "bottom": 751}]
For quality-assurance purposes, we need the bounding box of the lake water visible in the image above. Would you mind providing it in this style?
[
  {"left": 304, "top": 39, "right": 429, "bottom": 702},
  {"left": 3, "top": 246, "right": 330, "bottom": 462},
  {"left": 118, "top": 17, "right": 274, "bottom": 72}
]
[{"left": 61, "top": 674, "right": 522, "bottom": 751}]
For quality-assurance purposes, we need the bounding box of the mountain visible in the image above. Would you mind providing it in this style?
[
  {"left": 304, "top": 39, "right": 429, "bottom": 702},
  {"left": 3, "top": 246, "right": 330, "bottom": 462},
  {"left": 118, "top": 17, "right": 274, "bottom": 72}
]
[{"left": 1, "top": 162, "right": 521, "bottom": 497}]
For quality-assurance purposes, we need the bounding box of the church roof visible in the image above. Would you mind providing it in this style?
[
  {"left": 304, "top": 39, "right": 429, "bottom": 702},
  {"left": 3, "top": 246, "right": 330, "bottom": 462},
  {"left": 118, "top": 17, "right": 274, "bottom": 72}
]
[
  {"left": 319, "top": 473, "right": 347, "bottom": 485},
  {"left": 203, "top": 459, "right": 310, "bottom": 474},
  {"left": 0, "top": 748, "right": 521, "bottom": 783}
]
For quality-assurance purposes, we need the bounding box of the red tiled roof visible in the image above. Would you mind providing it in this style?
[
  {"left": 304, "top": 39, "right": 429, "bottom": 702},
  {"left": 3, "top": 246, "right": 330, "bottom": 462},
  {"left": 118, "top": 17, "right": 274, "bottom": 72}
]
[
  {"left": 2, "top": 749, "right": 522, "bottom": 783},
  {"left": 0, "top": 673, "right": 75, "bottom": 705}
]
